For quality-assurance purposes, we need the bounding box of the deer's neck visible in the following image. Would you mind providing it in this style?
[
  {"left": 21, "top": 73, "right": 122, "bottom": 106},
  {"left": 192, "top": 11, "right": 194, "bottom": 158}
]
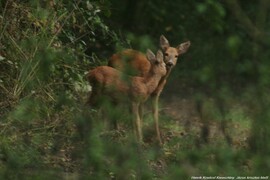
[
  {"left": 165, "top": 67, "right": 172, "bottom": 79},
  {"left": 158, "top": 67, "right": 172, "bottom": 85},
  {"left": 144, "top": 71, "right": 163, "bottom": 94}
]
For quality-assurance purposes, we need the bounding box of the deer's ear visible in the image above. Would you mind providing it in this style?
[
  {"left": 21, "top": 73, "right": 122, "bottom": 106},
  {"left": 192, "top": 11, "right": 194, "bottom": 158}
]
[
  {"left": 176, "top": 41, "right": 191, "bottom": 55},
  {"left": 160, "top": 35, "right": 170, "bottom": 51},
  {"left": 146, "top": 49, "right": 156, "bottom": 63},
  {"left": 156, "top": 50, "right": 163, "bottom": 63}
]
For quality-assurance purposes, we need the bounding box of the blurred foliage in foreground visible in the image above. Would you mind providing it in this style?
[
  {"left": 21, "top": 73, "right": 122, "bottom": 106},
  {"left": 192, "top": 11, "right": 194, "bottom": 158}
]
[{"left": 0, "top": 0, "right": 270, "bottom": 179}]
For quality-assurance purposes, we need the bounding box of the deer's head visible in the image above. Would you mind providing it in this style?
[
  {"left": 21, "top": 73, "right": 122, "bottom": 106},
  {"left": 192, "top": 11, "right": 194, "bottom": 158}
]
[{"left": 160, "top": 35, "right": 191, "bottom": 69}]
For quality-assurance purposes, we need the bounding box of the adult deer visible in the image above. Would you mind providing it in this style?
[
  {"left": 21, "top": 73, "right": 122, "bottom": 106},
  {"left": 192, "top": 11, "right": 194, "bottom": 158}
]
[
  {"left": 87, "top": 50, "right": 166, "bottom": 142},
  {"left": 108, "top": 35, "right": 191, "bottom": 144}
]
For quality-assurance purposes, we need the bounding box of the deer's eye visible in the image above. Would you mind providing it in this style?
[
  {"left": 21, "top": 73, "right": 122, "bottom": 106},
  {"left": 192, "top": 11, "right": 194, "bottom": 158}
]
[
  {"left": 175, "top": 55, "right": 178, "bottom": 58},
  {"left": 165, "top": 53, "right": 169, "bottom": 56}
]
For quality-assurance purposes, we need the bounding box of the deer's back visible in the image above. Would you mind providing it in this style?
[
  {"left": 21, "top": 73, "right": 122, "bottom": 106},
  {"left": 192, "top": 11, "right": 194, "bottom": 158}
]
[
  {"left": 87, "top": 66, "right": 130, "bottom": 93},
  {"left": 108, "top": 49, "right": 151, "bottom": 77}
]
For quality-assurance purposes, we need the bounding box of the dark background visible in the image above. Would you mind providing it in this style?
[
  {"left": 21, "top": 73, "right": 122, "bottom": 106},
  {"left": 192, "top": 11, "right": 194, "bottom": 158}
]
[{"left": 0, "top": 0, "right": 269, "bottom": 178}]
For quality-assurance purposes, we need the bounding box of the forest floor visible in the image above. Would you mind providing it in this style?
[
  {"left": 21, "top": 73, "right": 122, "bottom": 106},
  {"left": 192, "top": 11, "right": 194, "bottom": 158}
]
[
  {"left": 15, "top": 85, "right": 251, "bottom": 179},
  {"left": 140, "top": 93, "right": 251, "bottom": 178},
  {"left": 60, "top": 90, "right": 251, "bottom": 176},
  {"left": 161, "top": 95, "right": 250, "bottom": 147}
]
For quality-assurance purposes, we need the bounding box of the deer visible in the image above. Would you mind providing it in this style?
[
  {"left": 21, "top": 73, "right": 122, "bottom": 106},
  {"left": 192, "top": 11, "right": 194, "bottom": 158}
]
[
  {"left": 108, "top": 35, "right": 191, "bottom": 144},
  {"left": 87, "top": 50, "right": 166, "bottom": 142}
]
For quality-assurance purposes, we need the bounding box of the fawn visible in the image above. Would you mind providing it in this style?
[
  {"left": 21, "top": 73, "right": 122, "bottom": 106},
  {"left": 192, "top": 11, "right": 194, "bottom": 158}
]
[
  {"left": 87, "top": 50, "right": 166, "bottom": 142},
  {"left": 108, "top": 35, "right": 191, "bottom": 144}
]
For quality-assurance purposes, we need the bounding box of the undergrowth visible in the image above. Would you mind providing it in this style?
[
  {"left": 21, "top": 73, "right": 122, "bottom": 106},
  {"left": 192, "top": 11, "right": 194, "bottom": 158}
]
[{"left": 0, "top": 0, "right": 270, "bottom": 179}]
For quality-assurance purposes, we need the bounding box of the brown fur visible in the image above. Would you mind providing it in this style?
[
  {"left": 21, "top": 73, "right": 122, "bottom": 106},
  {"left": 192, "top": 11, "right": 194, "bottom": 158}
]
[
  {"left": 87, "top": 50, "right": 166, "bottom": 142},
  {"left": 107, "top": 35, "right": 191, "bottom": 145},
  {"left": 108, "top": 49, "right": 151, "bottom": 76}
]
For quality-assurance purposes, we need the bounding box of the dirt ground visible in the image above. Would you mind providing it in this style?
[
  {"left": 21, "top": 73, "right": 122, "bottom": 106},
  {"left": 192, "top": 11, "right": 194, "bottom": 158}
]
[{"left": 159, "top": 93, "right": 250, "bottom": 149}]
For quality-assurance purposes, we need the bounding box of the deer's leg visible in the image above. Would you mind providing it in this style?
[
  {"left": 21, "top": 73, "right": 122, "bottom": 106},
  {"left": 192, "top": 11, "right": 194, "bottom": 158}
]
[
  {"left": 86, "top": 82, "right": 102, "bottom": 108},
  {"left": 86, "top": 90, "right": 97, "bottom": 107},
  {"left": 152, "top": 94, "right": 162, "bottom": 145},
  {"left": 151, "top": 79, "right": 167, "bottom": 145},
  {"left": 138, "top": 103, "right": 144, "bottom": 142},
  {"left": 109, "top": 100, "right": 120, "bottom": 130},
  {"left": 132, "top": 102, "right": 143, "bottom": 142},
  {"left": 139, "top": 103, "right": 144, "bottom": 123}
]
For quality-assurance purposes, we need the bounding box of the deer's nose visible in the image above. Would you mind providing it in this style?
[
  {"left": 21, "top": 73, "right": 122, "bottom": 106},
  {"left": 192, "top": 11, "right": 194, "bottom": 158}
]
[{"left": 167, "top": 61, "right": 174, "bottom": 67}]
